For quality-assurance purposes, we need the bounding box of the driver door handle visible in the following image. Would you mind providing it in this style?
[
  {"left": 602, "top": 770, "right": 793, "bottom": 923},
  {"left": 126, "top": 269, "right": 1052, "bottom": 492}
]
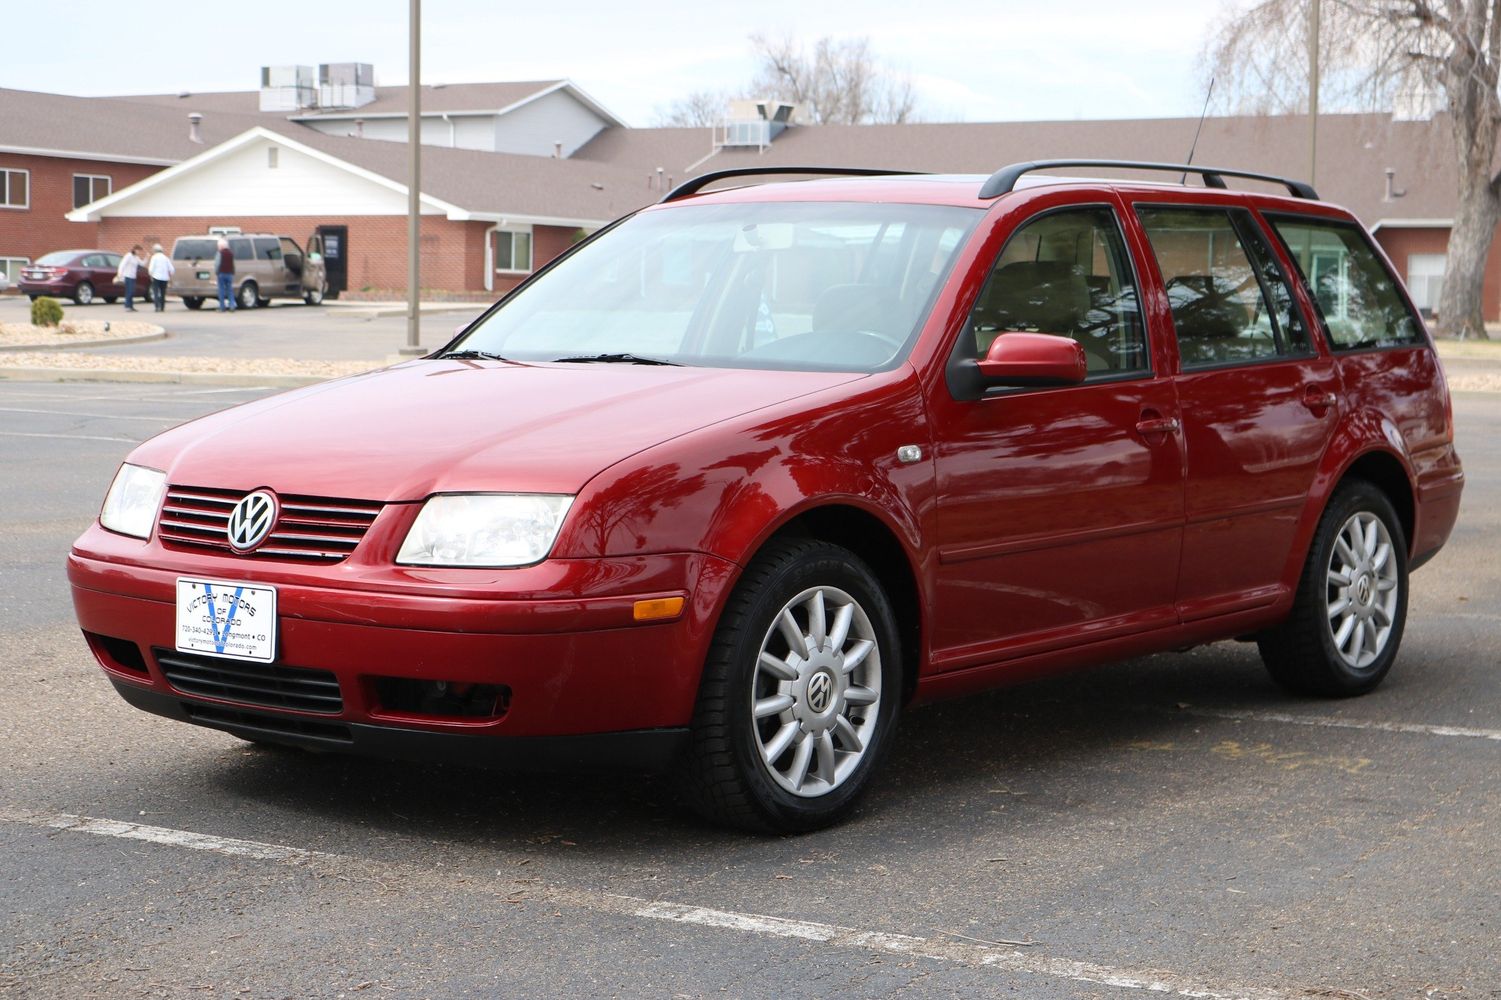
[{"left": 1135, "top": 415, "right": 1180, "bottom": 437}]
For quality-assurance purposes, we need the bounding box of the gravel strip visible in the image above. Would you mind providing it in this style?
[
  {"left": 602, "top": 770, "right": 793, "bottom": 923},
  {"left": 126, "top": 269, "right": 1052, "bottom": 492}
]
[
  {"left": 1447, "top": 372, "right": 1501, "bottom": 393},
  {"left": 0, "top": 351, "right": 382, "bottom": 378},
  {"left": 0, "top": 320, "right": 164, "bottom": 348}
]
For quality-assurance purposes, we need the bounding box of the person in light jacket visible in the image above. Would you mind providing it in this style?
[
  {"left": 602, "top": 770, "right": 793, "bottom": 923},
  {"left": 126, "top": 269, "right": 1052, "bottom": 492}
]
[
  {"left": 214, "top": 238, "right": 236, "bottom": 312},
  {"left": 116, "top": 245, "right": 145, "bottom": 312},
  {"left": 146, "top": 243, "right": 174, "bottom": 312}
]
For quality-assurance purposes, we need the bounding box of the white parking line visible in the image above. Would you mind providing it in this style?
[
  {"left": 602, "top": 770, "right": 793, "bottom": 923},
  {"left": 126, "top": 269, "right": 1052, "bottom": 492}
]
[
  {"left": 1176, "top": 707, "right": 1501, "bottom": 742},
  {"left": 6, "top": 810, "right": 1296, "bottom": 1000},
  {"left": 0, "top": 406, "right": 182, "bottom": 422},
  {"left": 0, "top": 430, "right": 139, "bottom": 444}
]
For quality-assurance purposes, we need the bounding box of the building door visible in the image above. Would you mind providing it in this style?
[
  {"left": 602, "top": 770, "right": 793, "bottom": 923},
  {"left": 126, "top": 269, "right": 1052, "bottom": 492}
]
[{"left": 315, "top": 225, "right": 348, "bottom": 298}]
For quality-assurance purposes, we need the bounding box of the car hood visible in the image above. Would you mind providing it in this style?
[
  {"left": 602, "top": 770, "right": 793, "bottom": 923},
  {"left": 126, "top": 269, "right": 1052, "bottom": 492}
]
[{"left": 131, "top": 359, "right": 865, "bottom": 500}]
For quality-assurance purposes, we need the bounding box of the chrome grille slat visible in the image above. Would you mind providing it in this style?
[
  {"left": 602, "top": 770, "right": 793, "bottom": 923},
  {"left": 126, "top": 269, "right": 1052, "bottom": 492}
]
[{"left": 158, "top": 486, "right": 382, "bottom": 564}]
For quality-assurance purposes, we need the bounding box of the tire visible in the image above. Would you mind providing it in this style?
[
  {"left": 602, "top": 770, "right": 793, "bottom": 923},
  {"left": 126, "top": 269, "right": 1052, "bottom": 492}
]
[
  {"left": 74, "top": 281, "right": 94, "bottom": 305},
  {"left": 28, "top": 294, "right": 39, "bottom": 302},
  {"left": 182, "top": 297, "right": 204, "bottom": 310},
  {"left": 104, "top": 296, "right": 117, "bottom": 304},
  {"left": 1257, "top": 479, "right": 1409, "bottom": 697},
  {"left": 237, "top": 281, "right": 259, "bottom": 311},
  {"left": 304, "top": 281, "right": 325, "bottom": 306},
  {"left": 676, "top": 538, "right": 902, "bottom": 833}
]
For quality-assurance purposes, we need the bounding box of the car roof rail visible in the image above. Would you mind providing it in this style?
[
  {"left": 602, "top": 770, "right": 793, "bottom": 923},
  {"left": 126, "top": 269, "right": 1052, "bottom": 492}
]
[
  {"left": 978, "top": 159, "right": 1319, "bottom": 201},
  {"left": 660, "top": 166, "right": 927, "bottom": 204}
]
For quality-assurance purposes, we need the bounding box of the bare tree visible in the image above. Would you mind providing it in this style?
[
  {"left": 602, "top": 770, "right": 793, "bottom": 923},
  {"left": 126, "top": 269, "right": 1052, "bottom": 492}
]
[
  {"left": 749, "top": 33, "right": 919, "bottom": 124},
  {"left": 1206, "top": 1, "right": 1501, "bottom": 339},
  {"left": 652, "top": 89, "right": 731, "bottom": 128}
]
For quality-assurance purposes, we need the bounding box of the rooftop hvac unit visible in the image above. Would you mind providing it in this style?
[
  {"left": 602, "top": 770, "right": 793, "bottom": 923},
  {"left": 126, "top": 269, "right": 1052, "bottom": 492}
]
[
  {"left": 260, "top": 65, "right": 317, "bottom": 112},
  {"left": 319, "top": 63, "right": 375, "bottom": 110},
  {"left": 716, "top": 99, "right": 804, "bottom": 151}
]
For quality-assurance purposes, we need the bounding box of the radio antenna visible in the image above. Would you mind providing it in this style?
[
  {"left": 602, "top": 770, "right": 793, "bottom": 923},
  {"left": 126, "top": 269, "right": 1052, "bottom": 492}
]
[{"left": 1181, "top": 77, "right": 1216, "bottom": 184}]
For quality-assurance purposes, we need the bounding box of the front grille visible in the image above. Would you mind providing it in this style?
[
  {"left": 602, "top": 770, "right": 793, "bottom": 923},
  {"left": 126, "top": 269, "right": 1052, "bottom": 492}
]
[
  {"left": 157, "top": 486, "right": 382, "bottom": 563},
  {"left": 184, "top": 704, "right": 353, "bottom": 745},
  {"left": 155, "top": 648, "right": 343, "bottom": 714}
]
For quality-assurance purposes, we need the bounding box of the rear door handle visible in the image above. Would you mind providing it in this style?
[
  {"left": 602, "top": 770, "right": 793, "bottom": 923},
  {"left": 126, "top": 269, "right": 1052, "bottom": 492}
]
[{"left": 1302, "top": 387, "right": 1338, "bottom": 414}]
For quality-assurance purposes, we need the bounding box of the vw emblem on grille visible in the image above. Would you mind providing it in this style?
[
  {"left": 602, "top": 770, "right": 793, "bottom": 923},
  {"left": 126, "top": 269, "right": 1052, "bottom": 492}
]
[
  {"left": 227, "top": 491, "right": 278, "bottom": 552},
  {"left": 807, "top": 671, "right": 834, "bottom": 714}
]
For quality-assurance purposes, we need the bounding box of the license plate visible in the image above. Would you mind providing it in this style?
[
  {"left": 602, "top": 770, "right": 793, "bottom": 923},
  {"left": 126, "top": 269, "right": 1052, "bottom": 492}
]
[
  {"left": 196, "top": 271, "right": 211, "bottom": 280},
  {"left": 175, "top": 577, "right": 277, "bottom": 662}
]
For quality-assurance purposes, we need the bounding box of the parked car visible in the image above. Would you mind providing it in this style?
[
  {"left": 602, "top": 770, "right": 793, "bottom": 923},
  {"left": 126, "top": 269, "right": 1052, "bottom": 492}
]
[
  {"left": 69, "top": 161, "right": 1463, "bottom": 832},
  {"left": 17, "top": 249, "right": 125, "bottom": 304},
  {"left": 168, "top": 233, "right": 328, "bottom": 309}
]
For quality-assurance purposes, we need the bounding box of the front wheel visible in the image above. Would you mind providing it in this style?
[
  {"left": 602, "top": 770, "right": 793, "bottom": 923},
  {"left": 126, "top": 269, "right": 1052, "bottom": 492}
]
[
  {"left": 1258, "top": 480, "right": 1409, "bottom": 697},
  {"left": 182, "top": 297, "right": 204, "bottom": 310},
  {"left": 676, "top": 539, "right": 901, "bottom": 833},
  {"left": 304, "top": 280, "right": 325, "bottom": 306}
]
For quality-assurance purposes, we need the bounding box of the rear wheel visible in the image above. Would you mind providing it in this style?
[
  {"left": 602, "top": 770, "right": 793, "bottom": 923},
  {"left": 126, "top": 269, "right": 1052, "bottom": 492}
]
[
  {"left": 1258, "top": 480, "right": 1408, "bottom": 696},
  {"left": 182, "top": 296, "right": 204, "bottom": 310},
  {"left": 677, "top": 539, "right": 901, "bottom": 833},
  {"left": 74, "top": 281, "right": 94, "bottom": 305},
  {"left": 237, "top": 281, "right": 259, "bottom": 310}
]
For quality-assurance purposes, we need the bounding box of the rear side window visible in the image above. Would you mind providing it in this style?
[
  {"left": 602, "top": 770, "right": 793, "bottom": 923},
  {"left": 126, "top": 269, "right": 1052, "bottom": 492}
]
[
  {"left": 967, "top": 206, "right": 1148, "bottom": 375},
  {"left": 1137, "top": 206, "right": 1309, "bottom": 368},
  {"left": 1267, "top": 216, "right": 1423, "bottom": 350},
  {"left": 254, "top": 238, "right": 282, "bottom": 262},
  {"left": 174, "top": 240, "right": 216, "bottom": 260},
  {"left": 230, "top": 238, "right": 253, "bottom": 261}
]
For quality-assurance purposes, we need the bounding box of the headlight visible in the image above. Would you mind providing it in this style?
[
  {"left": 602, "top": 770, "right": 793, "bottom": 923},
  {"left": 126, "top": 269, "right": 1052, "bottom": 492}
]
[
  {"left": 396, "top": 493, "right": 574, "bottom": 567},
  {"left": 100, "top": 463, "right": 167, "bottom": 539}
]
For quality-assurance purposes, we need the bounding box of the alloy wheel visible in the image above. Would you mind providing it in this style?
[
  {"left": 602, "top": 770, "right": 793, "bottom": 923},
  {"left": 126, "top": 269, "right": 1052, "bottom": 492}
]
[{"left": 1325, "top": 511, "right": 1400, "bottom": 669}]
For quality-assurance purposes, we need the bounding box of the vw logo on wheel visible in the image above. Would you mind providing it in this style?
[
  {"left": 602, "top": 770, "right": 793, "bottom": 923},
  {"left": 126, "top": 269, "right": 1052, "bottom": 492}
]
[
  {"left": 806, "top": 671, "right": 834, "bottom": 714},
  {"left": 226, "top": 490, "right": 278, "bottom": 552}
]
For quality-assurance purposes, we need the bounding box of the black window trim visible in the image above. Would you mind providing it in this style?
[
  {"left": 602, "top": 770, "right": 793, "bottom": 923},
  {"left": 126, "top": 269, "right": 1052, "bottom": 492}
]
[
  {"left": 1133, "top": 201, "right": 1320, "bottom": 374},
  {"left": 1261, "top": 210, "right": 1431, "bottom": 354},
  {"left": 946, "top": 200, "right": 1155, "bottom": 401}
]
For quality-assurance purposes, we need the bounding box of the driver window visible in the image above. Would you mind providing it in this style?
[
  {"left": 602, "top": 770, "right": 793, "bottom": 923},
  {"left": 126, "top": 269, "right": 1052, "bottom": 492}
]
[{"left": 968, "top": 207, "right": 1148, "bottom": 375}]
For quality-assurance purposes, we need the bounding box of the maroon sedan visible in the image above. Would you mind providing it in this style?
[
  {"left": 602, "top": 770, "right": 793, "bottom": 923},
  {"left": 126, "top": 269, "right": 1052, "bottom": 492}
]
[
  {"left": 69, "top": 161, "right": 1463, "bottom": 832},
  {"left": 18, "top": 249, "right": 125, "bottom": 304}
]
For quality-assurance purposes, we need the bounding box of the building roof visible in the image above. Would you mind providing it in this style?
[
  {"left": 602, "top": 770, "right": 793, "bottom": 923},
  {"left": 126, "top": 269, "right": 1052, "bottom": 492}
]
[{"left": 575, "top": 113, "right": 1456, "bottom": 228}]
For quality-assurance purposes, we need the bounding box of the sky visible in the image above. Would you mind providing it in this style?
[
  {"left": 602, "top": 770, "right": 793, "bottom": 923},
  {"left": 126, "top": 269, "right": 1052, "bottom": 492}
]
[{"left": 2, "top": 1, "right": 1235, "bottom": 126}]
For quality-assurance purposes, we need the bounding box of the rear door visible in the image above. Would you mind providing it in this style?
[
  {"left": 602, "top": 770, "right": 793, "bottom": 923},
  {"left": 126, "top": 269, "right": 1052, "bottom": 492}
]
[
  {"left": 1129, "top": 202, "right": 1339, "bottom": 622},
  {"left": 927, "top": 198, "right": 1185, "bottom": 669}
]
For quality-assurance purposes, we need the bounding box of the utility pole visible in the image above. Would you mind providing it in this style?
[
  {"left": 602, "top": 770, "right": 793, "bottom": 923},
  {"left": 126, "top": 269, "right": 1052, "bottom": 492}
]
[
  {"left": 402, "top": 0, "right": 423, "bottom": 355},
  {"left": 1308, "top": 0, "right": 1320, "bottom": 186}
]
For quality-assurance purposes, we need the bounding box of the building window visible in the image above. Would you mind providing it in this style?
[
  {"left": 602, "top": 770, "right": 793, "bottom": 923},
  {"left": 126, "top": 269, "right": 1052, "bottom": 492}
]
[
  {"left": 494, "top": 229, "right": 532, "bottom": 273},
  {"left": 72, "top": 174, "right": 111, "bottom": 209},
  {"left": 0, "top": 257, "right": 29, "bottom": 284},
  {"left": 1, "top": 169, "right": 28, "bottom": 209},
  {"left": 1406, "top": 253, "right": 1446, "bottom": 318}
]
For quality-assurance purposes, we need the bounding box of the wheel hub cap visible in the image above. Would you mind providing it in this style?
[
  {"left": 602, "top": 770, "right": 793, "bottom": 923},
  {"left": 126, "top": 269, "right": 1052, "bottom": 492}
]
[{"left": 1325, "top": 511, "right": 1400, "bottom": 670}]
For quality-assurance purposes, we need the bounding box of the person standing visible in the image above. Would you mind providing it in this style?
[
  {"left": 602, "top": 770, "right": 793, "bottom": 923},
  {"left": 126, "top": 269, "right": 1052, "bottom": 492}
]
[
  {"left": 116, "top": 244, "right": 145, "bottom": 312},
  {"left": 146, "top": 243, "right": 173, "bottom": 312},
  {"left": 214, "top": 237, "right": 236, "bottom": 312}
]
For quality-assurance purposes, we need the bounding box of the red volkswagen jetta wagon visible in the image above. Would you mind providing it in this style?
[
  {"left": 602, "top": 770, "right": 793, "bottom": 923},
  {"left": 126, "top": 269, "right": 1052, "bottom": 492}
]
[{"left": 69, "top": 161, "right": 1464, "bottom": 832}]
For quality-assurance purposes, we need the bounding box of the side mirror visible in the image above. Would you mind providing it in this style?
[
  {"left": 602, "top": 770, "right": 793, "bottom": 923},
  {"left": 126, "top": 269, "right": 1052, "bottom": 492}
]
[{"left": 976, "top": 332, "right": 1087, "bottom": 387}]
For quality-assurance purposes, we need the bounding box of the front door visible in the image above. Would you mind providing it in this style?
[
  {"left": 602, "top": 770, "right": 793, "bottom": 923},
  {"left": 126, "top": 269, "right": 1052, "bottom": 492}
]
[
  {"left": 1130, "top": 203, "right": 1339, "bottom": 621},
  {"left": 928, "top": 204, "right": 1186, "bottom": 671}
]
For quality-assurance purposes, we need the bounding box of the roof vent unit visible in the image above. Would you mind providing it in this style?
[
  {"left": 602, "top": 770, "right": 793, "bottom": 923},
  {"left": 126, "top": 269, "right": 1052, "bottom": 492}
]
[
  {"left": 715, "top": 99, "right": 804, "bottom": 152},
  {"left": 319, "top": 63, "right": 375, "bottom": 110},
  {"left": 260, "top": 65, "right": 317, "bottom": 112}
]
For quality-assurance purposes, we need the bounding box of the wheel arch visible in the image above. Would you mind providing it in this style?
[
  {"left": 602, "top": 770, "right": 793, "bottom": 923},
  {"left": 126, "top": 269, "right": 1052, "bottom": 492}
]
[
  {"left": 742, "top": 502, "right": 925, "bottom": 703},
  {"left": 1337, "top": 449, "right": 1415, "bottom": 550}
]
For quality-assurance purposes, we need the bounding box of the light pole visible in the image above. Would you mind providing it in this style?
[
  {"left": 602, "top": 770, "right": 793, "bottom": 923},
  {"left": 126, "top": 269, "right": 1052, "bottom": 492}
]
[
  {"left": 402, "top": 0, "right": 423, "bottom": 355},
  {"left": 1308, "top": 0, "right": 1320, "bottom": 186}
]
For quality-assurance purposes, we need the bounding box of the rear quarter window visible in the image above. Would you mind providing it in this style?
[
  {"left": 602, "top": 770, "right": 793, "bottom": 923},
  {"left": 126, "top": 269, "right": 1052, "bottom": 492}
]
[
  {"left": 1268, "top": 216, "right": 1423, "bottom": 350},
  {"left": 254, "top": 238, "right": 282, "bottom": 262},
  {"left": 174, "top": 240, "right": 216, "bottom": 261}
]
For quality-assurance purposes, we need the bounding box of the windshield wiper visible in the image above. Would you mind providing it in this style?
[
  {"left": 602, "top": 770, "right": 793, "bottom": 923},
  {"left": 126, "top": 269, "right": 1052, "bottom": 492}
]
[
  {"left": 550, "top": 353, "right": 682, "bottom": 366},
  {"left": 437, "top": 349, "right": 512, "bottom": 361}
]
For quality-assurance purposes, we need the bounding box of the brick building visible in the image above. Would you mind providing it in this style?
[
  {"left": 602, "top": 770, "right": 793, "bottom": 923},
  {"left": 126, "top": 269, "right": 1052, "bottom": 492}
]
[{"left": 5, "top": 70, "right": 1501, "bottom": 317}]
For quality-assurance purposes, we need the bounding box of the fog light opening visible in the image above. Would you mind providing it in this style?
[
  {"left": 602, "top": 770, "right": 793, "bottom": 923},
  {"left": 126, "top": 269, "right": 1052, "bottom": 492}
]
[
  {"left": 84, "top": 632, "right": 148, "bottom": 675},
  {"left": 372, "top": 677, "right": 511, "bottom": 720}
]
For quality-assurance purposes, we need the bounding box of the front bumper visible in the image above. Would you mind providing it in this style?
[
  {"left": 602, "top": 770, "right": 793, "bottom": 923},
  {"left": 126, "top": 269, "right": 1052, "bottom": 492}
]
[{"left": 69, "top": 527, "right": 737, "bottom": 768}]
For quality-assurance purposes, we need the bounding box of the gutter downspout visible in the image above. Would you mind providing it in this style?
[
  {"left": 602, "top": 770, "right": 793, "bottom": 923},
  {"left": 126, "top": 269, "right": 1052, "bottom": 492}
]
[{"left": 441, "top": 112, "right": 455, "bottom": 147}]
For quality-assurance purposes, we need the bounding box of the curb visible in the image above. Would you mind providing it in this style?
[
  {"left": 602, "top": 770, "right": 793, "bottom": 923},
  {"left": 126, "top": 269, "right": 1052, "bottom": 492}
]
[
  {"left": 326, "top": 302, "right": 485, "bottom": 319},
  {"left": 0, "top": 331, "right": 169, "bottom": 353},
  {"left": 0, "top": 366, "right": 335, "bottom": 388}
]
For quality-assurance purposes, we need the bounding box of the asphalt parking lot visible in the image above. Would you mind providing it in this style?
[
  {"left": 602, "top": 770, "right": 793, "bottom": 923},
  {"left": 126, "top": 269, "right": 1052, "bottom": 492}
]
[{"left": 1, "top": 380, "right": 1498, "bottom": 999}]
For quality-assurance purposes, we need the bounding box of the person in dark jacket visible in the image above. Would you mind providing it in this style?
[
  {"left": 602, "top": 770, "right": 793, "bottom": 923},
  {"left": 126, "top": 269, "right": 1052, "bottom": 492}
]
[{"left": 214, "top": 238, "right": 237, "bottom": 312}]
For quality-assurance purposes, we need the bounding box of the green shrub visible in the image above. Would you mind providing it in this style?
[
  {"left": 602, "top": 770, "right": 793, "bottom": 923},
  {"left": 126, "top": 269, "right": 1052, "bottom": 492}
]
[{"left": 30, "top": 296, "right": 63, "bottom": 327}]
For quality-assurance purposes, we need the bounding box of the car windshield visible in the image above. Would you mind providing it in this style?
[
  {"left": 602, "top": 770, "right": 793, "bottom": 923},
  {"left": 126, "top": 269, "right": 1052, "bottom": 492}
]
[
  {"left": 35, "top": 252, "right": 78, "bottom": 266},
  {"left": 452, "top": 201, "right": 981, "bottom": 373}
]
